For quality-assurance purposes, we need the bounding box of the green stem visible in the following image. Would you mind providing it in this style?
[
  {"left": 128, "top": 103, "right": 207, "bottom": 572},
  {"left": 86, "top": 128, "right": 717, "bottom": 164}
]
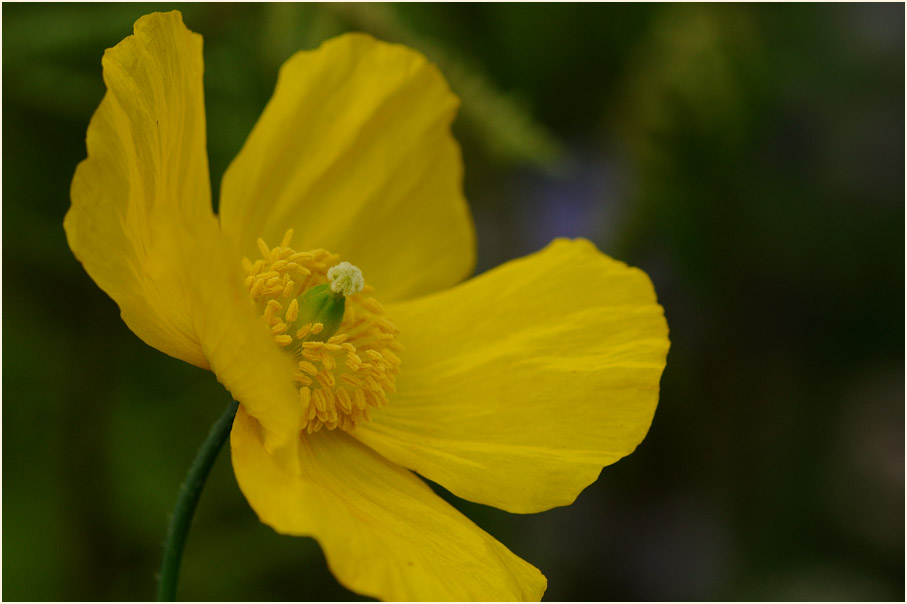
[{"left": 157, "top": 400, "right": 239, "bottom": 601}]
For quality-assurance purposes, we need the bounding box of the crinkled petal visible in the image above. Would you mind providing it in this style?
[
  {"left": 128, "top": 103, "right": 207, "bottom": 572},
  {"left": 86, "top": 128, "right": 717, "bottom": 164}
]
[
  {"left": 65, "top": 11, "right": 212, "bottom": 367},
  {"left": 352, "top": 238, "right": 670, "bottom": 513},
  {"left": 231, "top": 407, "right": 546, "bottom": 601},
  {"left": 219, "top": 33, "right": 475, "bottom": 303},
  {"left": 164, "top": 218, "right": 303, "bottom": 472}
]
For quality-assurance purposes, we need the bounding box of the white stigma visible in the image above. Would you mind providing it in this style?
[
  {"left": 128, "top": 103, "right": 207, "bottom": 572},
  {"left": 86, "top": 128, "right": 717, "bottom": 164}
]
[{"left": 327, "top": 262, "right": 364, "bottom": 296}]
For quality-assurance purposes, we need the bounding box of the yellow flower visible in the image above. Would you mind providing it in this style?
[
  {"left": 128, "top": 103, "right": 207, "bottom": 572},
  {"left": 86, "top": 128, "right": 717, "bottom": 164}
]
[{"left": 65, "top": 10, "right": 669, "bottom": 602}]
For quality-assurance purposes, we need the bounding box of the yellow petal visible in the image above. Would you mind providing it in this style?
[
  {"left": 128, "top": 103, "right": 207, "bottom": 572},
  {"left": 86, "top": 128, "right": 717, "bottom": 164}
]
[
  {"left": 65, "top": 11, "right": 212, "bottom": 367},
  {"left": 231, "top": 407, "right": 546, "bottom": 601},
  {"left": 166, "top": 219, "right": 303, "bottom": 472},
  {"left": 353, "top": 238, "right": 670, "bottom": 514},
  {"left": 219, "top": 33, "right": 475, "bottom": 303}
]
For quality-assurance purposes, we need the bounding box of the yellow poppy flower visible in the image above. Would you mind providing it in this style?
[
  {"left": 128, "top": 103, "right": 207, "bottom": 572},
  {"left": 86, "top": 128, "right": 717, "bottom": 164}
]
[{"left": 65, "top": 10, "right": 669, "bottom": 602}]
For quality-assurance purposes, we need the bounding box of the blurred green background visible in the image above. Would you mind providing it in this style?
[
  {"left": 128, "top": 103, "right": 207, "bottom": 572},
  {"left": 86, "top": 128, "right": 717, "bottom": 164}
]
[{"left": 3, "top": 3, "right": 904, "bottom": 601}]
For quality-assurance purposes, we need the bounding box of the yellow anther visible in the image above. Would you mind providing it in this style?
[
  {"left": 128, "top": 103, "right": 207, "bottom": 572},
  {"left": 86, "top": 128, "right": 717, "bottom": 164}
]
[
  {"left": 346, "top": 353, "right": 362, "bottom": 371},
  {"left": 250, "top": 279, "right": 266, "bottom": 300},
  {"left": 312, "top": 389, "right": 326, "bottom": 413},
  {"left": 256, "top": 238, "right": 270, "bottom": 259},
  {"left": 292, "top": 372, "right": 313, "bottom": 386},
  {"left": 365, "top": 375, "right": 382, "bottom": 392},
  {"left": 270, "top": 322, "right": 288, "bottom": 335},
  {"left": 316, "top": 371, "right": 336, "bottom": 389},
  {"left": 354, "top": 390, "right": 367, "bottom": 410},
  {"left": 302, "top": 348, "right": 322, "bottom": 361},
  {"left": 336, "top": 389, "right": 353, "bottom": 413},
  {"left": 360, "top": 297, "right": 385, "bottom": 314},
  {"left": 382, "top": 349, "right": 401, "bottom": 366},
  {"left": 285, "top": 299, "right": 299, "bottom": 323},
  {"left": 263, "top": 300, "right": 281, "bottom": 323},
  {"left": 341, "top": 374, "right": 364, "bottom": 387},
  {"left": 376, "top": 318, "right": 397, "bottom": 333},
  {"left": 297, "top": 360, "right": 318, "bottom": 375}
]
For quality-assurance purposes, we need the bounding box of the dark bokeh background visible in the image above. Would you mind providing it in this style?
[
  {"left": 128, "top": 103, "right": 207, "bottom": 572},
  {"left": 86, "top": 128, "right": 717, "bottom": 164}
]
[{"left": 3, "top": 3, "right": 904, "bottom": 601}]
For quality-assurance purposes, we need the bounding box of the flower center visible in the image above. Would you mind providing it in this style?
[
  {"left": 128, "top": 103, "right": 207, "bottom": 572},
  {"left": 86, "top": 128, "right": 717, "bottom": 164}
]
[{"left": 242, "top": 229, "right": 401, "bottom": 434}]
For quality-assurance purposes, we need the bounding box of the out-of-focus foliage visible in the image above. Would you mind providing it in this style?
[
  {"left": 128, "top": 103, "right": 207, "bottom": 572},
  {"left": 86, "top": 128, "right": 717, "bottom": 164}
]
[{"left": 3, "top": 3, "right": 903, "bottom": 601}]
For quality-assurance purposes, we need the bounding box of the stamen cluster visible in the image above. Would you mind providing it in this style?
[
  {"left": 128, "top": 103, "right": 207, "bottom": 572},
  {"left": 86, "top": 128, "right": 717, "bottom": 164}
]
[{"left": 242, "top": 230, "right": 401, "bottom": 433}]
